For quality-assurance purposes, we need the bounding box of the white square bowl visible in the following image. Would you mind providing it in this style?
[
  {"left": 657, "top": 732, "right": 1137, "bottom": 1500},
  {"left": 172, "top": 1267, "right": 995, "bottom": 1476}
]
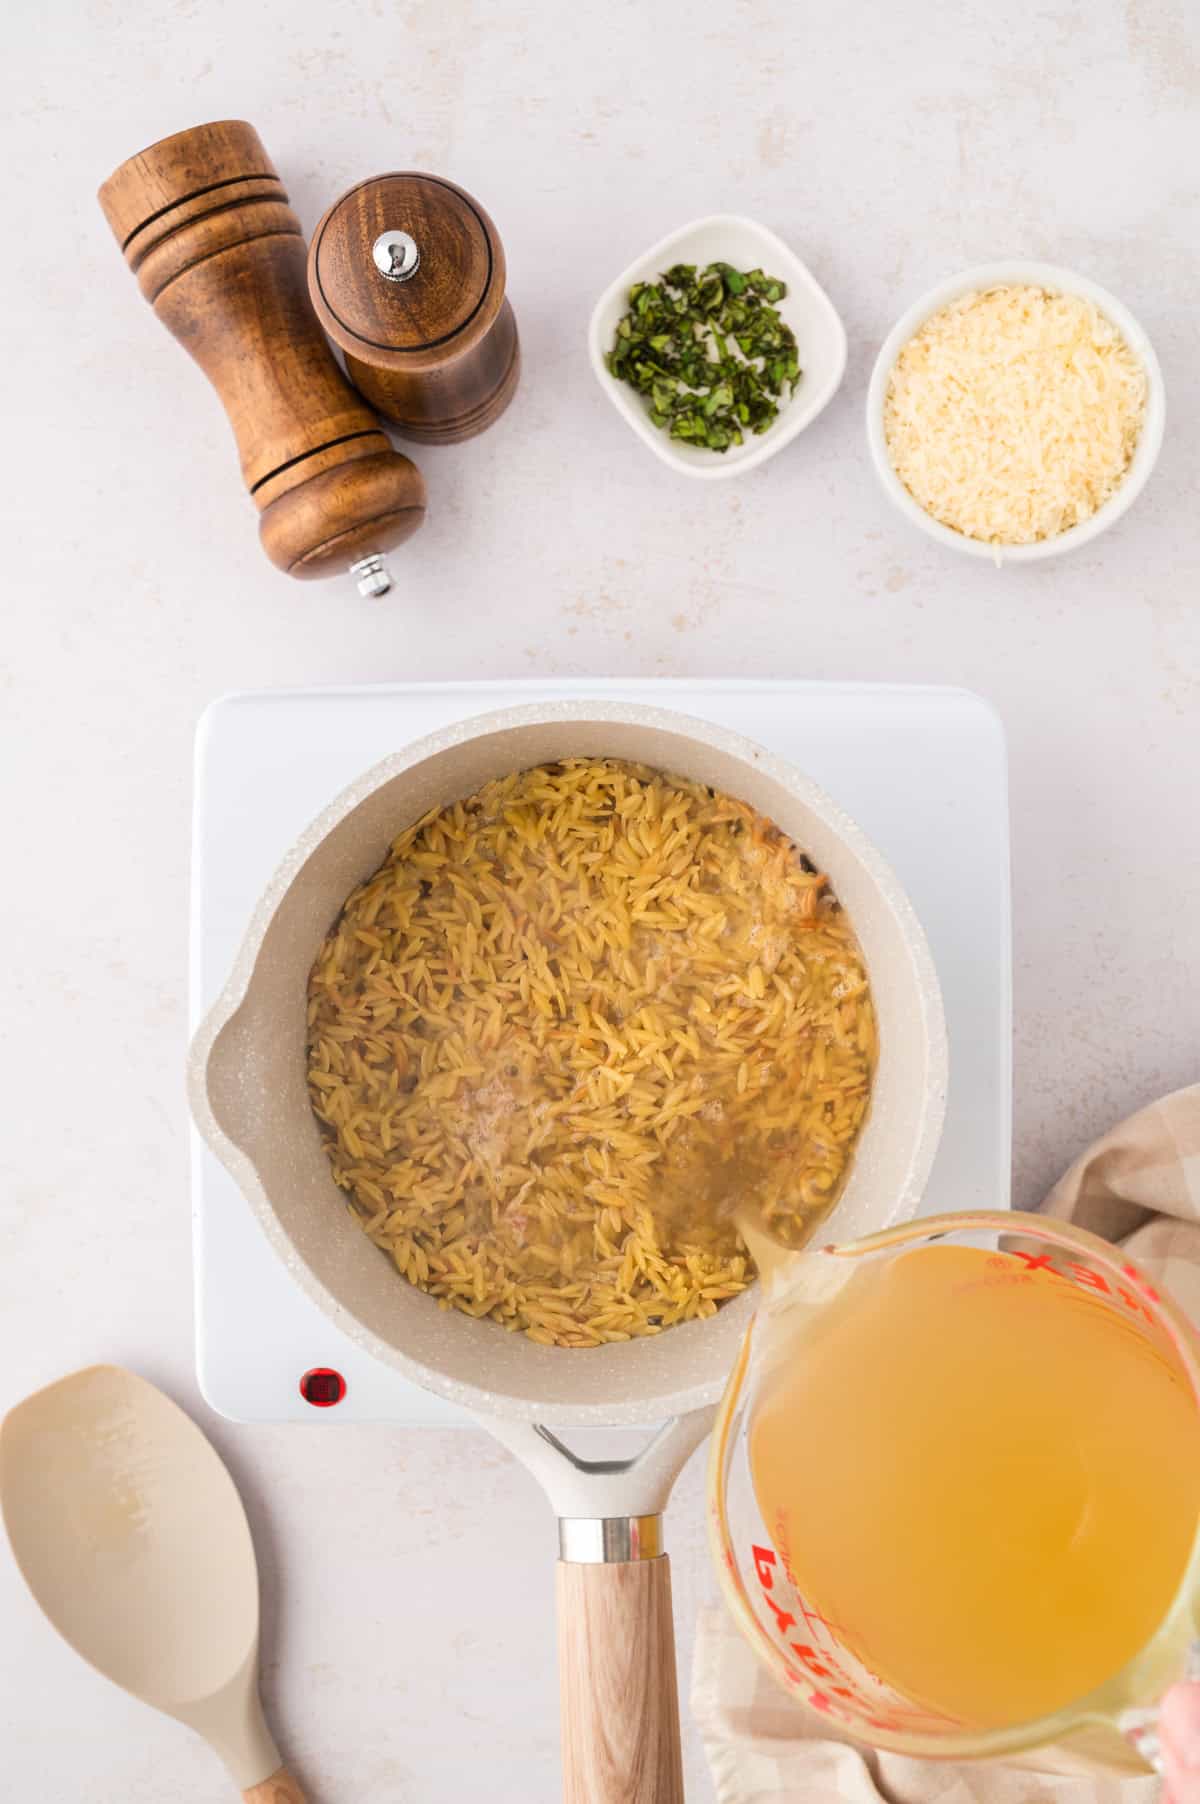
[{"left": 587, "top": 214, "right": 848, "bottom": 482}]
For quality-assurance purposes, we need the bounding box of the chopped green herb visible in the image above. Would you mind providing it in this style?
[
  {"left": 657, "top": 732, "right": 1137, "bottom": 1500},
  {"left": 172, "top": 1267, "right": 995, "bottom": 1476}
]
[{"left": 605, "top": 261, "right": 801, "bottom": 452}]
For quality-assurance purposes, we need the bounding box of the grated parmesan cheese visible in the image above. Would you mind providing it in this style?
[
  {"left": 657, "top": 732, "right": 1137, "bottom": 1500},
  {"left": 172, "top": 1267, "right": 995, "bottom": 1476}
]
[{"left": 884, "top": 285, "right": 1147, "bottom": 546}]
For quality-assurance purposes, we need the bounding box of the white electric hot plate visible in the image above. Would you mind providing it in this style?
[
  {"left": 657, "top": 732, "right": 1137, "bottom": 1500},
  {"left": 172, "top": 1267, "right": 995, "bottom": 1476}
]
[{"left": 190, "top": 680, "right": 1012, "bottom": 1425}]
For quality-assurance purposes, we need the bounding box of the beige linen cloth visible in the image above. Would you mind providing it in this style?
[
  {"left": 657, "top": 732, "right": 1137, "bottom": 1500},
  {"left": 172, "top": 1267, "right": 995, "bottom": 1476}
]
[{"left": 692, "top": 1085, "right": 1200, "bottom": 1804}]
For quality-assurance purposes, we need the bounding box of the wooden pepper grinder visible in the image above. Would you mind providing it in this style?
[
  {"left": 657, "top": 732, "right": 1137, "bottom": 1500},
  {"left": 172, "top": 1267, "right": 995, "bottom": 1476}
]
[
  {"left": 308, "top": 173, "right": 519, "bottom": 443},
  {"left": 98, "top": 121, "right": 426, "bottom": 595}
]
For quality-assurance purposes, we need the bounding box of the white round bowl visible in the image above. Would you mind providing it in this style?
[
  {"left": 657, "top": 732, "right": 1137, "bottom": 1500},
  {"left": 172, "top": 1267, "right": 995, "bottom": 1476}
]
[{"left": 865, "top": 260, "right": 1165, "bottom": 564}]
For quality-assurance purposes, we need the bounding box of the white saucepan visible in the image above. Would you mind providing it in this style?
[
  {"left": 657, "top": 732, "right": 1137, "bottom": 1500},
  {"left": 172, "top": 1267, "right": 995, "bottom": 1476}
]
[{"left": 188, "top": 701, "right": 947, "bottom": 1804}]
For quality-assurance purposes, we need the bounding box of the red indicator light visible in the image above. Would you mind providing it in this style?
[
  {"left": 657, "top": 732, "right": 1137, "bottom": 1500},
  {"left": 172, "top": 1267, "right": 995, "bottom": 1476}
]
[{"left": 300, "top": 1367, "right": 346, "bottom": 1407}]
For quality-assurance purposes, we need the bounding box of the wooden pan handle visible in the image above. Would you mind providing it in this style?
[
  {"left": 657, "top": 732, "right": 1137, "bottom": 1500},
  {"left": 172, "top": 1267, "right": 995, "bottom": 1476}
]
[
  {"left": 243, "top": 1768, "right": 306, "bottom": 1804},
  {"left": 556, "top": 1556, "right": 685, "bottom": 1804}
]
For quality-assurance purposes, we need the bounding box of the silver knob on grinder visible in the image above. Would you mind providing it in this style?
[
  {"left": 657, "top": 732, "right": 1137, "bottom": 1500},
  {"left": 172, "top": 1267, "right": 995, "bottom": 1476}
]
[{"left": 372, "top": 231, "right": 421, "bottom": 282}]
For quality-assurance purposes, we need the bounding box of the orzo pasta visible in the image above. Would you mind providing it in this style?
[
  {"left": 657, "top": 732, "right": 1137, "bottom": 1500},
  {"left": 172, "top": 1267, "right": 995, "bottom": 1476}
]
[{"left": 306, "top": 759, "right": 875, "bottom": 1346}]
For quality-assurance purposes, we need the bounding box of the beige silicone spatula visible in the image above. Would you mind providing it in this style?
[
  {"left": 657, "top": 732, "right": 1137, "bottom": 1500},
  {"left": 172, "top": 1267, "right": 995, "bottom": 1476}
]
[{"left": 0, "top": 1364, "right": 305, "bottom": 1803}]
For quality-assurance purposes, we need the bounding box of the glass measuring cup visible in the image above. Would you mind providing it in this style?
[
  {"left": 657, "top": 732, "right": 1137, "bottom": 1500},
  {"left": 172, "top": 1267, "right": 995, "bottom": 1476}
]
[{"left": 708, "top": 1210, "right": 1200, "bottom": 1776}]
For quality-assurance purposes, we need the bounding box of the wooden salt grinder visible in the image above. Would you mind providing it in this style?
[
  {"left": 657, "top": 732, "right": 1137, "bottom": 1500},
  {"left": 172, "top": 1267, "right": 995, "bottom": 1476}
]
[
  {"left": 308, "top": 173, "right": 520, "bottom": 444},
  {"left": 98, "top": 120, "right": 426, "bottom": 595}
]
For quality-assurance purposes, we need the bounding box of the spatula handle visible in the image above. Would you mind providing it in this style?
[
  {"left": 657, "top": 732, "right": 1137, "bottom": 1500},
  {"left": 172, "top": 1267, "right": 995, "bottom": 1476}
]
[{"left": 243, "top": 1769, "right": 306, "bottom": 1803}]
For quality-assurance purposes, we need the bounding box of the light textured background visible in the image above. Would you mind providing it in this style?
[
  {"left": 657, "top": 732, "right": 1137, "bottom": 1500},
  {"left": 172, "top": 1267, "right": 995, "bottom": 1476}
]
[{"left": 2, "top": 1, "right": 1198, "bottom": 1799}]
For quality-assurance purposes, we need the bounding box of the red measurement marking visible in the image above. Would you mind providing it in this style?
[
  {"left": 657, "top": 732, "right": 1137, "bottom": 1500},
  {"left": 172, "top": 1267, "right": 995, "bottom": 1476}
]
[
  {"left": 752, "top": 1544, "right": 778, "bottom": 1587},
  {"left": 1066, "top": 1261, "right": 1111, "bottom": 1294},
  {"left": 750, "top": 1547, "right": 971, "bottom": 1734},
  {"left": 790, "top": 1643, "right": 835, "bottom": 1679},
  {"left": 1008, "top": 1249, "right": 1157, "bottom": 1323},
  {"left": 762, "top": 1591, "right": 797, "bottom": 1636},
  {"left": 796, "top": 1592, "right": 843, "bottom": 1639},
  {"left": 792, "top": 1642, "right": 862, "bottom": 1693},
  {"left": 1012, "top": 1250, "right": 1055, "bottom": 1274}
]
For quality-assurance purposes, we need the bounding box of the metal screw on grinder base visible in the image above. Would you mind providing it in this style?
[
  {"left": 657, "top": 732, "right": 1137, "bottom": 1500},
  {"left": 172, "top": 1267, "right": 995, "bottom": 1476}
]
[{"left": 350, "top": 553, "right": 392, "bottom": 598}]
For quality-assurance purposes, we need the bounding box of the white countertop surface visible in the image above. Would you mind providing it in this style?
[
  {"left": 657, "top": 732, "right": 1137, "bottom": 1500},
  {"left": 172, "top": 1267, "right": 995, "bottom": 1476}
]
[{"left": 2, "top": 1, "right": 1198, "bottom": 1798}]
